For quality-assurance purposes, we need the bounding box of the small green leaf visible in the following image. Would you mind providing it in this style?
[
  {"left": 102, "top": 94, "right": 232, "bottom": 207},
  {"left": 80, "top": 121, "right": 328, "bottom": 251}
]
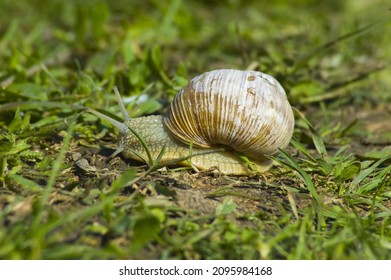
[
  {"left": 336, "top": 161, "right": 361, "bottom": 182},
  {"left": 348, "top": 156, "right": 391, "bottom": 193},
  {"left": 0, "top": 139, "right": 31, "bottom": 157},
  {"left": 8, "top": 108, "right": 31, "bottom": 133},
  {"left": 111, "top": 169, "right": 138, "bottom": 192},
  {"left": 9, "top": 83, "right": 48, "bottom": 101},
  {"left": 147, "top": 46, "right": 172, "bottom": 86},
  {"left": 131, "top": 98, "right": 162, "bottom": 116},
  {"left": 216, "top": 198, "right": 237, "bottom": 216},
  {"left": 8, "top": 174, "right": 43, "bottom": 192},
  {"left": 291, "top": 81, "right": 324, "bottom": 98},
  {"left": 131, "top": 215, "right": 161, "bottom": 252},
  {"left": 364, "top": 147, "right": 391, "bottom": 159},
  {"left": 122, "top": 30, "right": 136, "bottom": 65}
]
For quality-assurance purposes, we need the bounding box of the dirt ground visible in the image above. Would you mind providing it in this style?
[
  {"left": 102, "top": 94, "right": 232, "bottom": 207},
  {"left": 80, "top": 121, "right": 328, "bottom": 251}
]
[{"left": 64, "top": 104, "right": 391, "bottom": 221}]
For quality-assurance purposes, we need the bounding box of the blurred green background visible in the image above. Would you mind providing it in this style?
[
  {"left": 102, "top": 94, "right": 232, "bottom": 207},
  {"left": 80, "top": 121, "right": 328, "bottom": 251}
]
[{"left": 1, "top": 0, "right": 390, "bottom": 107}]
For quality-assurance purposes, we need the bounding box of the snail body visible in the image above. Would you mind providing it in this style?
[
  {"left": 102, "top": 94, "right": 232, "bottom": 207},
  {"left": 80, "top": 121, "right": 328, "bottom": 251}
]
[{"left": 88, "top": 69, "right": 294, "bottom": 175}]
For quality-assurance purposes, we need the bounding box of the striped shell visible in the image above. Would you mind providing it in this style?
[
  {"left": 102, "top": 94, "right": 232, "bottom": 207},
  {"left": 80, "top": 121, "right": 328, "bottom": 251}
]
[{"left": 163, "top": 69, "right": 294, "bottom": 161}]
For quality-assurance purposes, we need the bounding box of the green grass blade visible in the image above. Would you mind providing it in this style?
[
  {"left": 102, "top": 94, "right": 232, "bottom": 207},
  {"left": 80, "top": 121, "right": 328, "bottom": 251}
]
[
  {"left": 278, "top": 149, "right": 321, "bottom": 204},
  {"left": 294, "top": 107, "right": 328, "bottom": 158},
  {"left": 348, "top": 156, "right": 391, "bottom": 194}
]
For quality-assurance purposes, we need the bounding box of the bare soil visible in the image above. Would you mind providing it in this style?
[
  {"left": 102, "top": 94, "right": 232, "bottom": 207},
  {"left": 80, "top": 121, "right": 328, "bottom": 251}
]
[{"left": 60, "top": 105, "right": 391, "bottom": 222}]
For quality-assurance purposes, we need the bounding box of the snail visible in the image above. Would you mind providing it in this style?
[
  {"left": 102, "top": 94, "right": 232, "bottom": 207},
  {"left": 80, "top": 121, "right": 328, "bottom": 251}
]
[{"left": 87, "top": 69, "right": 294, "bottom": 175}]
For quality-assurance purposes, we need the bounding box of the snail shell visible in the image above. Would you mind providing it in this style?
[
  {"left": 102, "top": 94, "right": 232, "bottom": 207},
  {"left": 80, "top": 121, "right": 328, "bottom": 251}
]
[
  {"left": 164, "top": 69, "right": 294, "bottom": 162},
  {"left": 88, "top": 69, "right": 294, "bottom": 175}
]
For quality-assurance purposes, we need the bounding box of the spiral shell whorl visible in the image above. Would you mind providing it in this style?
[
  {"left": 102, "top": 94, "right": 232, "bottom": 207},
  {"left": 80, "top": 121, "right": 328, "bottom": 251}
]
[{"left": 163, "top": 69, "right": 294, "bottom": 161}]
